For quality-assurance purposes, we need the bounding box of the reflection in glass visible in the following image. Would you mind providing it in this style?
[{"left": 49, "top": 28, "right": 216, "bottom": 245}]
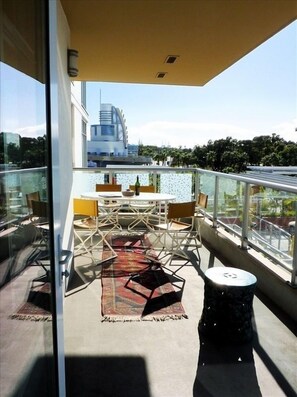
[{"left": 0, "top": 0, "right": 56, "bottom": 395}]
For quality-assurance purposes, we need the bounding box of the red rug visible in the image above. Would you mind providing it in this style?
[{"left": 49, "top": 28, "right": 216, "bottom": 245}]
[
  {"left": 101, "top": 234, "right": 187, "bottom": 322},
  {"left": 10, "top": 282, "right": 52, "bottom": 321}
]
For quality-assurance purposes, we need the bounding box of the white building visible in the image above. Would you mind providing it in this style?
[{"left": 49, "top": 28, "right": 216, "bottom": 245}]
[{"left": 88, "top": 103, "right": 128, "bottom": 157}]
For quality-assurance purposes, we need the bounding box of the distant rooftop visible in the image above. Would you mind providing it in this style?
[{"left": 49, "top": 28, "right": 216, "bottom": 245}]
[
  {"left": 247, "top": 166, "right": 297, "bottom": 174},
  {"left": 245, "top": 166, "right": 297, "bottom": 192}
]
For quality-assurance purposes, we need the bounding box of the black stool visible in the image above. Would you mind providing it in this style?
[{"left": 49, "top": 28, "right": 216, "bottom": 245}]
[{"left": 199, "top": 267, "right": 257, "bottom": 344}]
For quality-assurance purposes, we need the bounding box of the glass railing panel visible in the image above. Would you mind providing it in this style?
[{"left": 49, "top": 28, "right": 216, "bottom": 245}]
[
  {"left": 199, "top": 173, "right": 216, "bottom": 216},
  {"left": 72, "top": 169, "right": 105, "bottom": 197},
  {"left": 160, "top": 171, "right": 193, "bottom": 202},
  {"left": 216, "top": 176, "right": 244, "bottom": 229},
  {"left": 73, "top": 168, "right": 196, "bottom": 201},
  {"left": 72, "top": 169, "right": 153, "bottom": 195},
  {"left": 213, "top": 177, "right": 295, "bottom": 271},
  {"left": 248, "top": 186, "right": 295, "bottom": 269},
  {"left": 116, "top": 173, "right": 150, "bottom": 190},
  {"left": 0, "top": 168, "right": 47, "bottom": 225}
]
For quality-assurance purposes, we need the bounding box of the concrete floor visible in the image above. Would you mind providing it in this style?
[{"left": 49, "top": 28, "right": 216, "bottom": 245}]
[{"left": 64, "top": 232, "right": 297, "bottom": 397}]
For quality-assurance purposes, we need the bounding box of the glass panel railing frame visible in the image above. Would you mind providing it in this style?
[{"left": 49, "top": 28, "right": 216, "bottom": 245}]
[{"left": 73, "top": 166, "right": 297, "bottom": 286}]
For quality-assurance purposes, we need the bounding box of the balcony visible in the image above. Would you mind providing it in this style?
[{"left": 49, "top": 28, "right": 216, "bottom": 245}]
[{"left": 0, "top": 165, "right": 296, "bottom": 396}]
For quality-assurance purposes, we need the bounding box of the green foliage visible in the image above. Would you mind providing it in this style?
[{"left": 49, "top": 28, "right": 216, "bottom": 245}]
[
  {"left": 2, "top": 132, "right": 296, "bottom": 172},
  {"left": 139, "top": 133, "right": 297, "bottom": 172},
  {"left": 0, "top": 133, "right": 47, "bottom": 168}
]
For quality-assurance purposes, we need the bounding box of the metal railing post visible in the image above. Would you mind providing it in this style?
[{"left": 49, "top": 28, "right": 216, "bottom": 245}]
[
  {"left": 241, "top": 183, "right": 251, "bottom": 250},
  {"left": 152, "top": 171, "right": 157, "bottom": 192},
  {"left": 290, "top": 202, "right": 297, "bottom": 287},
  {"left": 108, "top": 170, "right": 113, "bottom": 184},
  {"left": 195, "top": 169, "right": 199, "bottom": 200},
  {"left": 213, "top": 175, "right": 219, "bottom": 228}
]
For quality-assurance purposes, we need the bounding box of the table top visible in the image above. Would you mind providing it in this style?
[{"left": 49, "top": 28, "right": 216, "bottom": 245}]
[
  {"left": 205, "top": 267, "right": 257, "bottom": 287},
  {"left": 81, "top": 192, "right": 176, "bottom": 202}
]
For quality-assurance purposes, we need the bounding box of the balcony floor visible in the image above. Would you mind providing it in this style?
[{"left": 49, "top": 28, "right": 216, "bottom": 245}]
[{"left": 64, "top": 231, "right": 297, "bottom": 397}]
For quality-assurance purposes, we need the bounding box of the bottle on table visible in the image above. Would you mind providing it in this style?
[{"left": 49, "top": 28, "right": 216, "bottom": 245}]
[{"left": 135, "top": 175, "right": 140, "bottom": 196}]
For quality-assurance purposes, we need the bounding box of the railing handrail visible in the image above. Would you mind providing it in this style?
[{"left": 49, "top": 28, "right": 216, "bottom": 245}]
[
  {"left": 73, "top": 166, "right": 297, "bottom": 194},
  {"left": 0, "top": 166, "right": 47, "bottom": 176},
  {"left": 196, "top": 168, "right": 297, "bottom": 194}
]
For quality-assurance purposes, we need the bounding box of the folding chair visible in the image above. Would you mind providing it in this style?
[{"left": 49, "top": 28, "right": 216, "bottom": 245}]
[
  {"left": 148, "top": 201, "right": 197, "bottom": 267},
  {"left": 26, "top": 199, "right": 51, "bottom": 284},
  {"left": 95, "top": 184, "right": 122, "bottom": 231},
  {"left": 26, "top": 192, "right": 45, "bottom": 227},
  {"left": 196, "top": 192, "right": 208, "bottom": 214},
  {"left": 73, "top": 198, "right": 117, "bottom": 264},
  {"left": 29, "top": 199, "right": 50, "bottom": 247},
  {"left": 95, "top": 183, "right": 122, "bottom": 192},
  {"left": 127, "top": 185, "right": 157, "bottom": 231},
  {"left": 26, "top": 191, "right": 41, "bottom": 216},
  {"left": 195, "top": 192, "right": 208, "bottom": 245}
]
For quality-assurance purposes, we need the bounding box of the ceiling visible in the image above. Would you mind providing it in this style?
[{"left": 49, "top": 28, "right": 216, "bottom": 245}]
[{"left": 60, "top": 0, "right": 297, "bottom": 86}]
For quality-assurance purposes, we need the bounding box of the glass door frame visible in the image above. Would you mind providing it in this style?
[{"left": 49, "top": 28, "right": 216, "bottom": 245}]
[{"left": 47, "top": 0, "right": 66, "bottom": 394}]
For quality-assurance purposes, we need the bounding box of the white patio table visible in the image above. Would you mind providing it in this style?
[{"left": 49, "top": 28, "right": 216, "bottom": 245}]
[{"left": 81, "top": 191, "right": 176, "bottom": 229}]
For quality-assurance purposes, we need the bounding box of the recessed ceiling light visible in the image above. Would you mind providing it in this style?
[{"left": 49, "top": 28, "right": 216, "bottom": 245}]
[
  {"left": 156, "top": 72, "right": 167, "bottom": 78},
  {"left": 165, "top": 55, "right": 179, "bottom": 64}
]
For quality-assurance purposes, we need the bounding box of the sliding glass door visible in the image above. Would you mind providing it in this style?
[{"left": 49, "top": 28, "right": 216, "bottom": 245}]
[{"left": 0, "top": 0, "right": 64, "bottom": 395}]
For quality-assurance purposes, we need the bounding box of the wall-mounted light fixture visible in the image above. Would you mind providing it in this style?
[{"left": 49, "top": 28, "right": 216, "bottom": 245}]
[{"left": 67, "top": 49, "right": 79, "bottom": 77}]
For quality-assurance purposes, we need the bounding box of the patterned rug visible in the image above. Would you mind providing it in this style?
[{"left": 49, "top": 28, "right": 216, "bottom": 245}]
[
  {"left": 101, "top": 234, "right": 187, "bottom": 322},
  {"left": 10, "top": 282, "right": 52, "bottom": 321}
]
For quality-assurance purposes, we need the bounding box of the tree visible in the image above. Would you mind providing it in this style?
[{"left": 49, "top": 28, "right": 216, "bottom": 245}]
[
  {"left": 279, "top": 144, "right": 297, "bottom": 166},
  {"left": 261, "top": 153, "right": 281, "bottom": 166},
  {"left": 192, "top": 145, "right": 208, "bottom": 168},
  {"left": 221, "top": 150, "right": 248, "bottom": 173},
  {"left": 137, "top": 134, "right": 297, "bottom": 172}
]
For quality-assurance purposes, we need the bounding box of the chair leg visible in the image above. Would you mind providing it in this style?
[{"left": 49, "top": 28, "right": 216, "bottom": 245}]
[
  {"left": 127, "top": 206, "right": 156, "bottom": 231},
  {"left": 97, "top": 230, "right": 117, "bottom": 263},
  {"left": 74, "top": 229, "right": 98, "bottom": 262},
  {"left": 146, "top": 230, "right": 192, "bottom": 268}
]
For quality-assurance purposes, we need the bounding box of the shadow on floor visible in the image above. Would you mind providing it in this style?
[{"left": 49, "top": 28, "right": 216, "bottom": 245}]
[
  {"left": 65, "top": 355, "right": 151, "bottom": 397},
  {"left": 193, "top": 331, "right": 262, "bottom": 397},
  {"left": 10, "top": 355, "right": 56, "bottom": 397},
  {"left": 66, "top": 262, "right": 101, "bottom": 296}
]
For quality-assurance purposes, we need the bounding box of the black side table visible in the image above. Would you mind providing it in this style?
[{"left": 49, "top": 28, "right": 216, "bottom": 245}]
[{"left": 199, "top": 267, "right": 257, "bottom": 343}]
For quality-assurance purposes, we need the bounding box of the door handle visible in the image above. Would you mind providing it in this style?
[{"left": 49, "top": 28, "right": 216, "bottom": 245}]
[{"left": 59, "top": 249, "right": 73, "bottom": 284}]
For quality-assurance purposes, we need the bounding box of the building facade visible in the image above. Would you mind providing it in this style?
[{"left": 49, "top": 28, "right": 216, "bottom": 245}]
[{"left": 88, "top": 103, "right": 128, "bottom": 157}]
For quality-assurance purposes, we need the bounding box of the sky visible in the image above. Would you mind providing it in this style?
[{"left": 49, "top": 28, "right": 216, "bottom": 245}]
[{"left": 86, "top": 20, "right": 297, "bottom": 148}]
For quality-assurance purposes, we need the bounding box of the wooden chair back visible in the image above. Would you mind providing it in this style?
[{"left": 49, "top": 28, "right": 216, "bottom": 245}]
[
  {"left": 73, "top": 198, "right": 98, "bottom": 217},
  {"left": 26, "top": 191, "right": 41, "bottom": 210},
  {"left": 31, "top": 200, "right": 48, "bottom": 218},
  {"left": 197, "top": 193, "right": 208, "bottom": 209},
  {"left": 129, "top": 185, "right": 155, "bottom": 193},
  {"left": 167, "top": 201, "right": 195, "bottom": 220},
  {"left": 96, "top": 184, "right": 122, "bottom": 192}
]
